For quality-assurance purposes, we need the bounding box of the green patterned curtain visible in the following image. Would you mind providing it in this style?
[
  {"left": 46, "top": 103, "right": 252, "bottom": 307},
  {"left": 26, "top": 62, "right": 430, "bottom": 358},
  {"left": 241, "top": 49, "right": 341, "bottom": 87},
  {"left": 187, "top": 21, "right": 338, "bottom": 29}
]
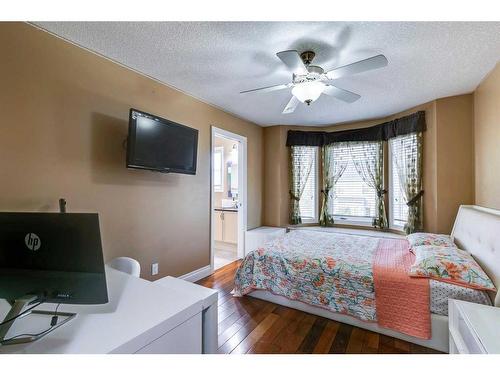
[
  {"left": 289, "top": 146, "right": 315, "bottom": 225},
  {"left": 391, "top": 132, "right": 424, "bottom": 234},
  {"left": 349, "top": 141, "right": 388, "bottom": 229},
  {"left": 319, "top": 144, "right": 348, "bottom": 226}
]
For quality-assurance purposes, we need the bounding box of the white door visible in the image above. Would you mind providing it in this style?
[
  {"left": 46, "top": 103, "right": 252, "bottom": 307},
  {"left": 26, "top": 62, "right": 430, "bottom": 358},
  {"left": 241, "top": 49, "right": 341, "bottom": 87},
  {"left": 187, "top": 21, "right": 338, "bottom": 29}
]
[{"left": 211, "top": 127, "right": 247, "bottom": 272}]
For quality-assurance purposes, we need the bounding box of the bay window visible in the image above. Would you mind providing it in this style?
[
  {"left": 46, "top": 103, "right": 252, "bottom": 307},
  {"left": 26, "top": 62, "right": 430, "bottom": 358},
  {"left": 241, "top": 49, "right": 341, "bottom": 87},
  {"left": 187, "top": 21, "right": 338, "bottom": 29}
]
[{"left": 288, "top": 111, "right": 424, "bottom": 232}]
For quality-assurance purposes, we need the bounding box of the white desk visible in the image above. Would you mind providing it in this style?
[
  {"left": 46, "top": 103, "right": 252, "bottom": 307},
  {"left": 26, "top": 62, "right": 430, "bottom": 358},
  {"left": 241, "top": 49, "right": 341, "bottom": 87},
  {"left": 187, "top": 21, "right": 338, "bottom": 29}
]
[
  {"left": 153, "top": 276, "right": 218, "bottom": 354},
  {"left": 449, "top": 299, "right": 500, "bottom": 354},
  {"left": 0, "top": 267, "right": 217, "bottom": 354}
]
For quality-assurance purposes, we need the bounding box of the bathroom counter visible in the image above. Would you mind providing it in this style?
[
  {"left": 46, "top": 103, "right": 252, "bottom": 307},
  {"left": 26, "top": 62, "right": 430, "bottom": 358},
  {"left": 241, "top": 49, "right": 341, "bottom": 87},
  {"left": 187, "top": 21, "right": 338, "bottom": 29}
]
[{"left": 214, "top": 207, "right": 238, "bottom": 212}]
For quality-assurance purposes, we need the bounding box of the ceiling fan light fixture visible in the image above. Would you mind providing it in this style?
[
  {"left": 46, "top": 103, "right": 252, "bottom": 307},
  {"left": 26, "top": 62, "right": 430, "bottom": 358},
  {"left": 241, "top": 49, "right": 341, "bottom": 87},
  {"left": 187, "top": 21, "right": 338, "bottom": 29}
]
[{"left": 291, "top": 81, "right": 325, "bottom": 104}]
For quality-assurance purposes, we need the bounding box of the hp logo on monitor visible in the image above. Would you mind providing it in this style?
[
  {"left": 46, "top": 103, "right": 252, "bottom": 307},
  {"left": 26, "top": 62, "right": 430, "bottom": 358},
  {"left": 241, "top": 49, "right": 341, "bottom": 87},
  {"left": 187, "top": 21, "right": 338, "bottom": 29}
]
[{"left": 25, "top": 233, "right": 41, "bottom": 251}]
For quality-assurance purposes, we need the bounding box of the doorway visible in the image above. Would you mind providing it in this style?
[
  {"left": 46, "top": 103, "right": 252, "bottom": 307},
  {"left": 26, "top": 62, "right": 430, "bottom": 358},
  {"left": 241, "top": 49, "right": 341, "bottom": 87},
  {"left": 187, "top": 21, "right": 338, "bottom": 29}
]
[{"left": 211, "top": 127, "right": 247, "bottom": 271}]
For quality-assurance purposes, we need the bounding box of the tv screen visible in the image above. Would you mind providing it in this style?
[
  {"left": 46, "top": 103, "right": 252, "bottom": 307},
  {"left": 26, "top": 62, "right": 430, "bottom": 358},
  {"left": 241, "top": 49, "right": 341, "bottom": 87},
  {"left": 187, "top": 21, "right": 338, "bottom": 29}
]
[{"left": 126, "top": 109, "right": 198, "bottom": 174}]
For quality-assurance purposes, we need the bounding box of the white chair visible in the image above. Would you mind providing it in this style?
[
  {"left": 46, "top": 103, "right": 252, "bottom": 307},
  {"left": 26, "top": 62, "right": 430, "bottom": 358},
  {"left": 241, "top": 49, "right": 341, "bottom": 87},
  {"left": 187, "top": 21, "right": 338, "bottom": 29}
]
[{"left": 107, "top": 257, "right": 141, "bottom": 278}]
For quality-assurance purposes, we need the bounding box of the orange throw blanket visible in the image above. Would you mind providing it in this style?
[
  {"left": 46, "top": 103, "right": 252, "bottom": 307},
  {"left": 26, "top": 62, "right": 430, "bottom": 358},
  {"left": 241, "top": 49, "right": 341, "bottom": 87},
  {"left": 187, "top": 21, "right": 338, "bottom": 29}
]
[{"left": 373, "top": 238, "right": 431, "bottom": 339}]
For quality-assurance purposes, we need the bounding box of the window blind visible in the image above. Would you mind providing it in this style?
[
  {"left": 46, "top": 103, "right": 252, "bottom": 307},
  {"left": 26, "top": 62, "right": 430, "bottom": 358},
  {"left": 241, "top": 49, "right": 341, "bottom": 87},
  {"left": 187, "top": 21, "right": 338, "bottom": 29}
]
[{"left": 329, "top": 143, "right": 377, "bottom": 219}]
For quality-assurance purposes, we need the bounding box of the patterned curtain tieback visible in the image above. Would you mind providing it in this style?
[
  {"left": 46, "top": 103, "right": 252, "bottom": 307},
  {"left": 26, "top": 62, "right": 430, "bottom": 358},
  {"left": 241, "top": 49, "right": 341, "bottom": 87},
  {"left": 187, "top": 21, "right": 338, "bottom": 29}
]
[
  {"left": 406, "top": 190, "right": 424, "bottom": 206},
  {"left": 289, "top": 191, "right": 300, "bottom": 201},
  {"left": 376, "top": 189, "right": 387, "bottom": 198}
]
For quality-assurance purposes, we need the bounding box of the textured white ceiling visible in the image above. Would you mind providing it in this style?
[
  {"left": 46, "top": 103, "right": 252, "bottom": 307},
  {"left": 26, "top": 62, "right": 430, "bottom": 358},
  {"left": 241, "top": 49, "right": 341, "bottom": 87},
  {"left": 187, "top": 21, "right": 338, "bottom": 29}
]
[{"left": 35, "top": 22, "right": 500, "bottom": 126}]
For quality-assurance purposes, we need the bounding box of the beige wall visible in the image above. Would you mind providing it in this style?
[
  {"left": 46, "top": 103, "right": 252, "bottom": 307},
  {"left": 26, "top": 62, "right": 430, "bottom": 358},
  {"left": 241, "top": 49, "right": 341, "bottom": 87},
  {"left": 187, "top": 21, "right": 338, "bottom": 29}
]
[
  {"left": 435, "top": 94, "right": 475, "bottom": 233},
  {"left": 0, "top": 23, "right": 263, "bottom": 280},
  {"left": 263, "top": 97, "right": 475, "bottom": 234},
  {"left": 474, "top": 63, "right": 500, "bottom": 210}
]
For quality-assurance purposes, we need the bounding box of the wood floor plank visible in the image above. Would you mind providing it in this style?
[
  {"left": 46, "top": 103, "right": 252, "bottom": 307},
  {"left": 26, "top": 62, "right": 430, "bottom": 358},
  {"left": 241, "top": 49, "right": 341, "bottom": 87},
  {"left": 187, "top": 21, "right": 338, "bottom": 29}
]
[
  {"left": 267, "top": 308, "right": 304, "bottom": 352},
  {"left": 346, "top": 327, "right": 366, "bottom": 354},
  {"left": 218, "top": 298, "right": 259, "bottom": 334},
  {"left": 329, "top": 323, "right": 353, "bottom": 353},
  {"left": 410, "top": 343, "right": 441, "bottom": 354},
  {"left": 231, "top": 312, "right": 279, "bottom": 354},
  {"left": 312, "top": 321, "right": 340, "bottom": 354},
  {"left": 249, "top": 318, "right": 291, "bottom": 353},
  {"left": 218, "top": 310, "right": 242, "bottom": 335},
  {"left": 218, "top": 305, "right": 237, "bottom": 323},
  {"left": 250, "top": 304, "right": 303, "bottom": 354},
  {"left": 277, "top": 313, "right": 317, "bottom": 353},
  {"left": 196, "top": 261, "right": 443, "bottom": 355},
  {"left": 247, "top": 342, "right": 281, "bottom": 354},
  {"left": 378, "top": 334, "right": 396, "bottom": 353},
  {"left": 361, "top": 332, "right": 380, "bottom": 354},
  {"left": 217, "top": 299, "right": 265, "bottom": 347},
  {"left": 394, "top": 338, "right": 411, "bottom": 353},
  {"left": 217, "top": 302, "right": 276, "bottom": 354},
  {"left": 297, "top": 317, "right": 328, "bottom": 353},
  {"left": 217, "top": 293, "right": 233, "bottom": 307}
]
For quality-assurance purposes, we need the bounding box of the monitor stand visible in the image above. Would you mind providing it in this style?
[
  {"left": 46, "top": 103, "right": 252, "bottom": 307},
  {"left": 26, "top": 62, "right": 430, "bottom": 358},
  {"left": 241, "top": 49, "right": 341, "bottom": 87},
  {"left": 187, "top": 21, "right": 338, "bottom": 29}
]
[{"left": 0, "top": 295, "right": 76, "bottom": 346}]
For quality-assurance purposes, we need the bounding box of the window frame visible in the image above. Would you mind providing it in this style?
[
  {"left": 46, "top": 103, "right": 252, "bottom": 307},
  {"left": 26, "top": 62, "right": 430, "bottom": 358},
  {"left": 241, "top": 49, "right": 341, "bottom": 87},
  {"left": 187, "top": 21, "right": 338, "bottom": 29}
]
[
  {"left": 299, "top": 147, "right": 320, "bottom": 224},
  {"left": 329, "top": 143, "right": 379, "bottom": 227}
]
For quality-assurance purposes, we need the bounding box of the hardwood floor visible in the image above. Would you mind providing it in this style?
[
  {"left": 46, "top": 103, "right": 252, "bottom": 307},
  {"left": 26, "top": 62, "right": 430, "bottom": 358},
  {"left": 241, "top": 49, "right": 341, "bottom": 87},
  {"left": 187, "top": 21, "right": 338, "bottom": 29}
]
[{"left": 197, "top": 260, "right": 443, "bottom": 354}]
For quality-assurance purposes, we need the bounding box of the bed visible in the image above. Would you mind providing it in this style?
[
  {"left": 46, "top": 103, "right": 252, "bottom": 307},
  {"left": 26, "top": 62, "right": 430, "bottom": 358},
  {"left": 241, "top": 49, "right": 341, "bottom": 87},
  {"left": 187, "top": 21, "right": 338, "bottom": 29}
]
[{"left": 234, "top": 205, "right": 500, "bottom": 352}]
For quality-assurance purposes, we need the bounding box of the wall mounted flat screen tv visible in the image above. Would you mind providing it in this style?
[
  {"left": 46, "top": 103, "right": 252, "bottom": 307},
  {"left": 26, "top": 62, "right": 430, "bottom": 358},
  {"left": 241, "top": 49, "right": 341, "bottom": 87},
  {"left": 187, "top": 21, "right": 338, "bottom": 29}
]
[{"left": 126, "top": 109, "right": 198, "bottom": 174}]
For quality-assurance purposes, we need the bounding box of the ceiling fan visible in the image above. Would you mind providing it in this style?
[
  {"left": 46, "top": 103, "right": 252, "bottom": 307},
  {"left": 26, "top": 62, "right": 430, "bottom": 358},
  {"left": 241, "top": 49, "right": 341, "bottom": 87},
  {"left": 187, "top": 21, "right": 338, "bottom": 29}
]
[{"left": 240, "top": 50, "right": 388, "bottom": 114}]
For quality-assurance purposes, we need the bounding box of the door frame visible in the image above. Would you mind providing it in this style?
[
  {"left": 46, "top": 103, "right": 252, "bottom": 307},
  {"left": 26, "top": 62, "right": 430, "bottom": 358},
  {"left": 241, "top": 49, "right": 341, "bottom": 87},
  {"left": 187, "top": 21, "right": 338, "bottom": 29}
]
[{"left": 210, "top": 126, "right": 247, "bottom": 272}]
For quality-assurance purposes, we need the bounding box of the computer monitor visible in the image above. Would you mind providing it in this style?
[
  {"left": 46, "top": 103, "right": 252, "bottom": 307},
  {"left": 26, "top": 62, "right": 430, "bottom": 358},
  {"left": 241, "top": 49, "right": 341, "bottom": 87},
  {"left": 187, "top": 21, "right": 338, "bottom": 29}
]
[{"left": 0, "top": 212, "right": 108, "bottom": 305}]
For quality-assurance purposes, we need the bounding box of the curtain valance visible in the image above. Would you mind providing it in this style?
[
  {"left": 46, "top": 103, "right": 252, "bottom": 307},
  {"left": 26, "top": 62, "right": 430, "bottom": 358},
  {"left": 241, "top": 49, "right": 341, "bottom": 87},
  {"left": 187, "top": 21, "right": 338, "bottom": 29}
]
[{"left": 286, "top": 111, "right": 426, "bottom": 147}]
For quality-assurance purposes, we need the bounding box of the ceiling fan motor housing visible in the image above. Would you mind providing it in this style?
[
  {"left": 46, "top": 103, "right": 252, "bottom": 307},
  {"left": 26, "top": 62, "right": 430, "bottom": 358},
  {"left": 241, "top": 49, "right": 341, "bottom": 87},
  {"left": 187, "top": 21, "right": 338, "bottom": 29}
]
[
  {"left": 300, "top": 51, "right": 316, "bottom": 65},
  {"left": 294, "top": 65, "right": 325, "bottom": 84}
]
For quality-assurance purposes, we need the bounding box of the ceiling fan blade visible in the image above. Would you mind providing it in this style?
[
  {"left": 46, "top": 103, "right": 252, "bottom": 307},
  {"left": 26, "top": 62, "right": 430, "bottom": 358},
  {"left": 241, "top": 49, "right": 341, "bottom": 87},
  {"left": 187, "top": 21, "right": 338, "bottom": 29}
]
[
  {"left": 276, "top": 50, "right": 308, "bottom": 75},
  {"left": 283, "top": 96, "right": 300, "bottom": 114},
  {"left": 323, "top": 85, "right": 361, "bottom": 103},
  {"left": 326, "top": 54, "right": 388, "bottom": 80},
  {"left": 240, "top": 83, "right": 290, "bottom": 94}
]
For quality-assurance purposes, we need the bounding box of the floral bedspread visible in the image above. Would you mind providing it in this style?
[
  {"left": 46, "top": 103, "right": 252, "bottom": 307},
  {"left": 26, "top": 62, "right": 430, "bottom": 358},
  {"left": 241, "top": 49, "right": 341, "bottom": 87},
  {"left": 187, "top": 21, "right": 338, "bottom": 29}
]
[{"left": 233, "top": 230, "right": 380, "bottom": 321}]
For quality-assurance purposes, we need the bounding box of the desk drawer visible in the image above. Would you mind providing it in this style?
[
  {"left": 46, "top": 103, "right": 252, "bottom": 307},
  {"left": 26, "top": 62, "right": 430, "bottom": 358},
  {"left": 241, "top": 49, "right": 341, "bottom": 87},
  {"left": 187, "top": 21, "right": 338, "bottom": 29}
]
[{"left": 135, "top": 313, "right": 202, "bottom": 354}]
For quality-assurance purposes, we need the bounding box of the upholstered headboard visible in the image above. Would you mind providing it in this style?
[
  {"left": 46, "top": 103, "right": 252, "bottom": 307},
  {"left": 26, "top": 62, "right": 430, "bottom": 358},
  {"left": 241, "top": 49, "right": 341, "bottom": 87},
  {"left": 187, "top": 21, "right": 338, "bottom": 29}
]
[{"left": 451, "top": 205, "right": 500, "bottom": 307}]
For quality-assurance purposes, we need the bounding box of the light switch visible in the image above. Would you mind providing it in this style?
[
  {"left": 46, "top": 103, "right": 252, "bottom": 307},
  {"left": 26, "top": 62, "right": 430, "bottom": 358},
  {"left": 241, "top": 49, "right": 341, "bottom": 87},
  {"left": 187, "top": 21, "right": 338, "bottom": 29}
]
[{"left": 151, "top": 262, "right": 159, "bottom": 276}]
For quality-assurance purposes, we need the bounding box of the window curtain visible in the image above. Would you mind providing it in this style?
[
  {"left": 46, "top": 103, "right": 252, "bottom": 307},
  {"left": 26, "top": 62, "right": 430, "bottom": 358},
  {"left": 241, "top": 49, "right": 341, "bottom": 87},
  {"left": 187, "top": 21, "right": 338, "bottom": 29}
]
[
  {"left": 349, "top": 141, "right": 388, "bottom": 229},
  {"left": 391, "top": 133, "right": 424, "bottom": 234},
  {"left": 286, "top": 111, "right": 426, "bottom": 146},
  {"left": 319, "top": 144, "right": 348, "bottom": 226},
  {"left": 289, "top": 146, "right": 315, "bottom": 225}
]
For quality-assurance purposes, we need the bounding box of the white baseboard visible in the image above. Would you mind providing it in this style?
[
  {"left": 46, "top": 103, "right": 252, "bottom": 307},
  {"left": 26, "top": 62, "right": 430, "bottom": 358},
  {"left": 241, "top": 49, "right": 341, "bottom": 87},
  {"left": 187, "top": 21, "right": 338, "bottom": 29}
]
[{"left": 179, "top": 265, "right": 213, "bottom": 283}]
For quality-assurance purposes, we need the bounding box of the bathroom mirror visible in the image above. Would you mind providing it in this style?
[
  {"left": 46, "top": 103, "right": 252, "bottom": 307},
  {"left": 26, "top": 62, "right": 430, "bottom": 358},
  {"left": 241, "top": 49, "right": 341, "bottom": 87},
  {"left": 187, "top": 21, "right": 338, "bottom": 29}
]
[{"left": 227, "top": 161, "right": 238, "bottom": 198}]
